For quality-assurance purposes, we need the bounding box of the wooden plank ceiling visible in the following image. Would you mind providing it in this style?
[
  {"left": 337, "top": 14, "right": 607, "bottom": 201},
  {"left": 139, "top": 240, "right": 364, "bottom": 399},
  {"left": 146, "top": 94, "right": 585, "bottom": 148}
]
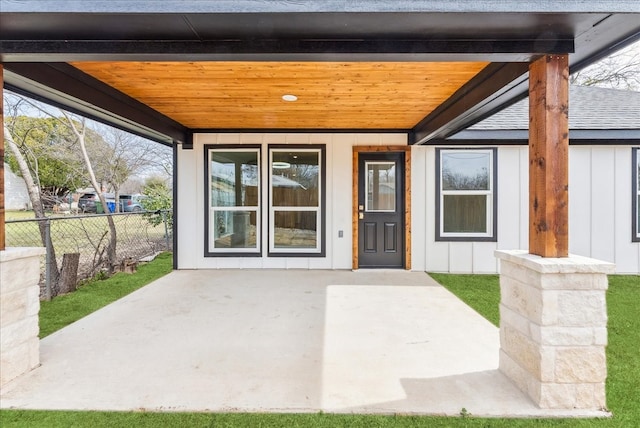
[{"left": 71, "top": 61, "right": 489, "bottom": 130}]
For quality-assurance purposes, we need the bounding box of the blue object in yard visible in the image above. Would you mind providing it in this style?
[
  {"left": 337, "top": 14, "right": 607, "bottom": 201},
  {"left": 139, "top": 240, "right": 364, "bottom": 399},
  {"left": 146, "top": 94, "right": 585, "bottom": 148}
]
[{"left": 106, "top": 201, "right": 116, "bottom": 213}]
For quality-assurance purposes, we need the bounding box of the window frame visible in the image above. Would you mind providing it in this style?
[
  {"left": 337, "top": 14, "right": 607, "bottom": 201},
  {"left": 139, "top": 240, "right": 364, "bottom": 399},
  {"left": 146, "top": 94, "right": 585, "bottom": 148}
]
[
  {"left": 204, "top": 144, "right": 262, "bottom": 257},
  {"left": 633, "top": 148, "right": 640, "bottom": 242},
  {"left": 268, "top": 144, "right": 326, "bottom": 257},
  {"left": 435, "top": 147, "right": 498, "bottom": 242}
]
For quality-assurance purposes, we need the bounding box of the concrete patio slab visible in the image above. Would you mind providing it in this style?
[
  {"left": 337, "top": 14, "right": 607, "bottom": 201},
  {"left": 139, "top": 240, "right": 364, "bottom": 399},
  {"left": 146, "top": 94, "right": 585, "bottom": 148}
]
[{"left": 0, "top": 269, "right": 608, "bottom": 417}]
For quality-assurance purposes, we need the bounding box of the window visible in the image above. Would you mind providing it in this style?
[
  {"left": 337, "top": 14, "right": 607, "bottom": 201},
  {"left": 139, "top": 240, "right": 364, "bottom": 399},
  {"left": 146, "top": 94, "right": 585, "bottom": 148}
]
[
  {"left": 269, "top": 145, "right": 325, "bottom": 256},
  {"left": 206, "top": 146, "right": 261, "bottom": 254},
  {"left": 366, "top": 161, "right": 396, "bottom": 212},
  {"left": 634, "top": 148, "right": 640, "bottom": 242},
  {"left": 436, "top": 148, "right": 497, "bottom": 241}
]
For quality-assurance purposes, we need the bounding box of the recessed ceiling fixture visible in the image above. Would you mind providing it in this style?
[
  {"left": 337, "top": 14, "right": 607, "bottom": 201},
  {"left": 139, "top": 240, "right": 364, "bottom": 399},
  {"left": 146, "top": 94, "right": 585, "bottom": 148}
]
[
  {"left": 273, "top": 161, "right": 291, "bottom": 169},
  {"left": 282, "top": 94, "right": 298, "bottom": 102}
]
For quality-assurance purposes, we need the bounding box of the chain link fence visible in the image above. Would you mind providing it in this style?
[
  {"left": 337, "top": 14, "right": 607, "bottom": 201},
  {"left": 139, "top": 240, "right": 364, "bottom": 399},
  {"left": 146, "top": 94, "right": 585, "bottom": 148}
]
[{"left": 5, "top": 211, "right": 172, "bottom": 299}]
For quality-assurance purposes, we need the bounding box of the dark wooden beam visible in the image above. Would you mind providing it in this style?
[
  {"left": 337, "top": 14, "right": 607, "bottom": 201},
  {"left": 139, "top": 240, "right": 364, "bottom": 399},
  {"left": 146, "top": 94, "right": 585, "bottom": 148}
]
[
  {"left": 529, "top": 54, "right": 569, "bottom": 257},
  {"left": 0, "top": 40, "right": 573, "bottom": 63},
  {"left": 0, "top": 65, "right": 5, "bottom": 251},
  {"left": 3, "top": 63, "right": 189, "bottom": 146},
  {"left": 411, "top": 62, "right": 530, "bottom": 144}
]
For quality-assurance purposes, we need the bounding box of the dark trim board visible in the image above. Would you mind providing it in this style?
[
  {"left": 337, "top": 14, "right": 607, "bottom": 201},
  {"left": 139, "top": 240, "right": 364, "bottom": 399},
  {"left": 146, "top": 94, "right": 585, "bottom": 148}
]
[
  {"left": 3, "top": 63, "right": 190, "bottom": 146},
  {"left": 410, "top": 63, "right": 531, "bottom": 144},
  {"left": 0, "top": 40, "right": 574, "bottom": 63},
  {"left": 633, "top": 148, "right": 640, "bottom": 243},
  {"left": 172, "top": 143, "right": 178, "bottom": 270}
]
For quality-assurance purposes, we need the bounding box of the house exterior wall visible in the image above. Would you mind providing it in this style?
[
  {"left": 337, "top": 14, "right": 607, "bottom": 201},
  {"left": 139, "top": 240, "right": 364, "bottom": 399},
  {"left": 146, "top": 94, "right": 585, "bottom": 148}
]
[
  {"left": 415, "top": 145, "right": 639, "bottom": 274},
  {"left": 177, "top": 133, "right": 407, "bottom": 270},
  {"left": 178, "top": 137, "right": 640, "bottom": 274},
  {"left": 412, "top": 145, "right": 529, "bottom": 273},
  {"left": 569, "top": 146, "right": 640, "bottom": 274}
]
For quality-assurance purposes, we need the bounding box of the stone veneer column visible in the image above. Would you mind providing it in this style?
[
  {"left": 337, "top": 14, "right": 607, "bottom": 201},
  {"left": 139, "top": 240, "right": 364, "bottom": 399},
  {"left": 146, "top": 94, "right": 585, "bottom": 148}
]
[
  {"left": 495, "top": 250, "right": 615, "bottom": 410},
  {"left": 0, "top": 247, "right": 46, "bottom": 387}
]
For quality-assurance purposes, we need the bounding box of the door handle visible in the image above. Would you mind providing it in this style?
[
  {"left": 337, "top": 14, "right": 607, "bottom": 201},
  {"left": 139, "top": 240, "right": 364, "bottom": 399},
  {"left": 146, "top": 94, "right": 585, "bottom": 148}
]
[{"left": 359, "top": 212, "right": 364, "bottom": 219}]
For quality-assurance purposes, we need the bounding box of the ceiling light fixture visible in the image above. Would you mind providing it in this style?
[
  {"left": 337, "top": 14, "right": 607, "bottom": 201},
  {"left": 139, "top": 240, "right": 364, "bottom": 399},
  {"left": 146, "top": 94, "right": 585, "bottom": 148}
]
[
  {"left": 273, "top": 161, "right": 291, "bottom": 169},
  {"left": 282, "top": 94, "right": 298, "bottom": 102}
]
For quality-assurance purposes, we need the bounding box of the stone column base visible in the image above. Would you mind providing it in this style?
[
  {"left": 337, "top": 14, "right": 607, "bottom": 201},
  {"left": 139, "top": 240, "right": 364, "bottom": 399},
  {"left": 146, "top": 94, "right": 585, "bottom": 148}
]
[
  {"left": 495, "top": 250, "right": 615, "bottom": 410},
  {"left": 1, "top": 247, "right": 45, "bottom": 387}
]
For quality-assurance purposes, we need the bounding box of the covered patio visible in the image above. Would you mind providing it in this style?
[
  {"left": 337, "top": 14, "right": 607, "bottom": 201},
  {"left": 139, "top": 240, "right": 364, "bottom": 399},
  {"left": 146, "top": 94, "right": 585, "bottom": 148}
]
[
  {"left": 0, "top": 269, "right": 606, "bottom": 417},
  {"left": 0, "top": 1, "right": 637, "bottom": 416}
]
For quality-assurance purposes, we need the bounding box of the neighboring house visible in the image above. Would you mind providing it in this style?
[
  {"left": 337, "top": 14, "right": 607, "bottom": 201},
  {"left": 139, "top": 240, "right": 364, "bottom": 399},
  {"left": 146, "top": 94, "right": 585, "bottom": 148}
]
[{"left": 3, "top": 163, "right": 30, "bottom": 211}]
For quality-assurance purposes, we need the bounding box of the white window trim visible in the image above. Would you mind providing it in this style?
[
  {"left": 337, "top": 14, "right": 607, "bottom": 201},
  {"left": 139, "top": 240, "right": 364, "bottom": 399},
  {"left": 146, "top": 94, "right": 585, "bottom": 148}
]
[
  {"left": 438, "top": 148, "right": 495, "bottom": 239},
  {"left": 208, "top": 148, "right": 261, "bottom": 254},
  {"left": 269, "top": 148, "right": 323, "bottom": 254}
]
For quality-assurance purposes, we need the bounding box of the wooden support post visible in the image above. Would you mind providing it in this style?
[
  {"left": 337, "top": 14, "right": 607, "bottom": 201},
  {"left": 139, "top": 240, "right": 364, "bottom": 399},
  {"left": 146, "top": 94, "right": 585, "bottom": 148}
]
[
  {"left": 1, "top": 64, "right": 5, "bottom": 251},
  {"left": 528, "top": 55, "right": 569, "bottom": 257}
]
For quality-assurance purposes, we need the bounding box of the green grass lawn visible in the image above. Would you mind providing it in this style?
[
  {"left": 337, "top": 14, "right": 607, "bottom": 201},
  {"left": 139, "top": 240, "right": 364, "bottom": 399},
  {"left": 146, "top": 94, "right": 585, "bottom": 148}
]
[
  {"left": 1, "top": 272, "right": 638, "bottom": 427},
  {"left": 38, "top": 252, "right": 173, "bottom": 338}
]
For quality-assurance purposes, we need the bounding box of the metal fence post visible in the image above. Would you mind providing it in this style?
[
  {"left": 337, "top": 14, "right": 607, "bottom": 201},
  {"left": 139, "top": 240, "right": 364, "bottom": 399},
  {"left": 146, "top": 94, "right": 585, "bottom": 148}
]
[
  {"left": 44, "top": 218, "right": 52, "bottom": 301},
  {"left": 162, "top": 210, "right": 170, "bottom": 250}
]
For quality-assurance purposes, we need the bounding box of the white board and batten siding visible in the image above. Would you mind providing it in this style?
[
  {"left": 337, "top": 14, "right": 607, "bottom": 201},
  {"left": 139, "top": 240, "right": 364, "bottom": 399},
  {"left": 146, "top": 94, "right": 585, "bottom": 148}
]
[
  {"left": 569, "top": 146, "right": 640, "bottom": 274},
  {"left": 178, "top": 136, "right": 640, "bottom": 274},
  {"left": 413, "top": 145, "right": 639, "bottom": 274},
  {"left": 411, "top": 145, "right": 530, "bottom": 274},
  {"left": 177, "top": 132, "right": 407, "bottom": 270}
]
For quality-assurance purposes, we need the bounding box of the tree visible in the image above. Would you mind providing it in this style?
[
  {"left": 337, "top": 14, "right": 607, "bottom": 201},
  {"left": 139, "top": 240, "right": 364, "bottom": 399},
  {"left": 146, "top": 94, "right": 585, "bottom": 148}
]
[
  {"left": 141, "top": 177, "right": 173, "bottom": 229},
  {"left": 3, "top": 126, "right": 62, "bottom": 285},
  {"left": 96, "top": 125, "right": 168, "bottom": 212},
  {"left": 571, "top": 41, "right": 640, "bottom": 90},
  {"left": 60, "top": 110, "right": 119, "bottom": 273},
  {"left": 4, "top": 94, "right": 88, "bottom": 204}
]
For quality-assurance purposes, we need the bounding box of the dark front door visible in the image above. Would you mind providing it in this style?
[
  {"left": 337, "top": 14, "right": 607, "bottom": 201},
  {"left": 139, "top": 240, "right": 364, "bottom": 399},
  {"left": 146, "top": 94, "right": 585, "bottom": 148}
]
[{"left": 357, "top": 152, "right": 404, "bottom": 268}]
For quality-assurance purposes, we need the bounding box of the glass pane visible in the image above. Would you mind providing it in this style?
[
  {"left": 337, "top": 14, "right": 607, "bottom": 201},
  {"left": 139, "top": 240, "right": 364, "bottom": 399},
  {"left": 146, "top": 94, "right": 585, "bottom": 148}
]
[
  {"left": 273, "top": 211, "right": 317, "bottom": 248},
  {"left": 211, "top": 151, "right": 259, "bottom": 207},
  {"left": 443, "top": 195, "right": 487, "bottom": 233},
  {"left": 212, "top": 210, "right": 257, "bottom": 249},
  {"left": 272, "top": 151, "right": 319, "bottom": 207},
  {"left": 442, "top": 151, "right": 490, "bottom": 191},
  {"left": 366, "top": 162, "right": 396, "bottom": 211}
]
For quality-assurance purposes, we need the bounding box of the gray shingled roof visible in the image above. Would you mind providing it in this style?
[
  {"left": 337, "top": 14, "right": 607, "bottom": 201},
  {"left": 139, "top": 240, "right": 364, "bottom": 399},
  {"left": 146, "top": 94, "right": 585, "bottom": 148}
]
[{"left": 469, "top": 85, "right": 640, "bottom": 131}]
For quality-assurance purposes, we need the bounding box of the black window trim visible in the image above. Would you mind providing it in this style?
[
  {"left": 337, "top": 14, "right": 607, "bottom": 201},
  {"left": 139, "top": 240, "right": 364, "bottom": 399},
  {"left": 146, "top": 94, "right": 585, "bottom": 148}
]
[
  {"left": 633, "top": 147, "right": 640, "bottom": 242},
  {"left": 204, "top": 144, "right": 263, "bottom": 257},
  {"left": 435, "top": 147, "right": 498, "bottom": 242},
  {"left": 267, "top": 144, "right": 327, "bottom": 258}
]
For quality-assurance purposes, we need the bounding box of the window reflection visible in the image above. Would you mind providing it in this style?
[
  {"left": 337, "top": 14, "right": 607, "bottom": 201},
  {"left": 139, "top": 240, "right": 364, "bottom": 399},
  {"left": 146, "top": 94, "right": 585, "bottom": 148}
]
[
  {"left": 211, "top": 151, "right": 259, "bottom": 207},
  {"left": 273, "top": 211, "right": 317, "bottom": 248},
  {"left": 209, "top": 149, "right": 260, "bottom": 252},
  {"left": 270, "top": 148, "right": 323, "bottom": 253},
  {"left": 271, "top": 152, "right": 319, "bottom": 207},
  {"left": 442, "top": 152, "right": 490, "bottom": 191}
]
